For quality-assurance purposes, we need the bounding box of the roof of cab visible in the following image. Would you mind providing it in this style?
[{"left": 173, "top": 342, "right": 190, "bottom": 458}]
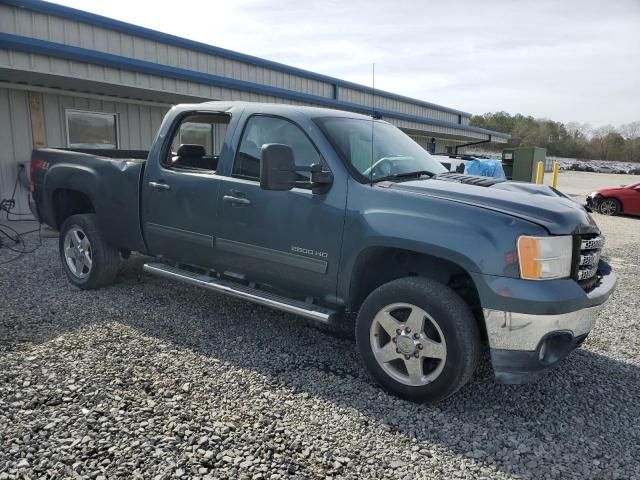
[{"left": 175, "top": 101, "right": 377, "bottom": 120}]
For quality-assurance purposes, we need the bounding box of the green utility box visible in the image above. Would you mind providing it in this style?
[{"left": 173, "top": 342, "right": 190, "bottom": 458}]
[{"left": 501, "top": 147, "right": 547, "bottom": 182}]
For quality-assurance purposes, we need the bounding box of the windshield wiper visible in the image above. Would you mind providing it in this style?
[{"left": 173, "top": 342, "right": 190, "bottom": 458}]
[{"left": 371, "top": 170, "right": 437, "bottom": 183}]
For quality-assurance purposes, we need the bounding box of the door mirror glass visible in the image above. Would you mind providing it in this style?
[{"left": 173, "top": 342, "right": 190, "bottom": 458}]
[{"left": 260, "top": 143, "right": 296, "bottom": 191}]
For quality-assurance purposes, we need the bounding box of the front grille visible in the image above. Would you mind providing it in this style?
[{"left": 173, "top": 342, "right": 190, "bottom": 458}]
[{"left": 574, "top": 234, "right": 604, "bottom": 291}]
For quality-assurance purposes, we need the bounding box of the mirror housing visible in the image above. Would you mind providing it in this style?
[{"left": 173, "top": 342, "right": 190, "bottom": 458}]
[
  {"left": 260, "top": 144, "right": 297, "bottom": 191},
  {"left": 260, "top": 143, "right": 332, "bottom": 193}
]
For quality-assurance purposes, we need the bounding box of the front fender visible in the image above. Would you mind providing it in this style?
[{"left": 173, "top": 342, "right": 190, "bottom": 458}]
[{"left": 338, "top": 180, "right": 547, "bottom": 305}]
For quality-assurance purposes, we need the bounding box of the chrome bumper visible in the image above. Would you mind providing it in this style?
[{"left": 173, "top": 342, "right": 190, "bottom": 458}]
[{"left": 483, "top": 303, "right": 606, "bottom": 351}]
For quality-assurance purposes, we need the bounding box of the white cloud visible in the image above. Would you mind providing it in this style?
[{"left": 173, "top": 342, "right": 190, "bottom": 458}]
[{"left": 53, "top": 0, "right": 640, "bottom": 125}]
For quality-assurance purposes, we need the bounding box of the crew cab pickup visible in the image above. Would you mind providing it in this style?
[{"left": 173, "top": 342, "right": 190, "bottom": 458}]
[{"left": 30, "top": 101, "right": 616, "bottom": 402}]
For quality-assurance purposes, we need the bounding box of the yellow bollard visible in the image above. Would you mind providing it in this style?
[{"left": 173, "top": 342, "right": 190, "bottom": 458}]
[
  {"left": 551, "top": 161, "right": 560, "bottom": 189},
  {"left": 535, "top": 161, "right": 544, "bottom": 184}
]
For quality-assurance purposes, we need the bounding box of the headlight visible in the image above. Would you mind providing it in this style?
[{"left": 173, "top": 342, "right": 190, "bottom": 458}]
[{"left": 517, "top": 235, "right": 573, "bottom": 280}]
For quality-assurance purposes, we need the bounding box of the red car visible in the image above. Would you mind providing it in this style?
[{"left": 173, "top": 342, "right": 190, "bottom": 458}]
[{"left": 587, "top": 181, "right": 640, "bottom": 216}]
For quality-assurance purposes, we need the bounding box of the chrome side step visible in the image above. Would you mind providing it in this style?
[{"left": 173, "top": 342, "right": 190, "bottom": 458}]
[{"left": 143, "top": 262, "right": 335, "bottom": 323}]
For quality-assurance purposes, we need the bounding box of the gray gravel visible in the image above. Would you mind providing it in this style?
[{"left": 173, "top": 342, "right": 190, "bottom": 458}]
[{"left": 1, "top": 211, "right": 639, "bottom": 479}]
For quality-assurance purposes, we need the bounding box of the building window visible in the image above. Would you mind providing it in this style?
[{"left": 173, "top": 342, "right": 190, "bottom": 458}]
[
  {"left": 66, "top": 110, "right": 118, "bottom": 149},
  {"left": 446, "top": 146, "right": 453, "bottom": 154},
  {"left": 426, "top": 142, "right": 436, "bottom": 154}
]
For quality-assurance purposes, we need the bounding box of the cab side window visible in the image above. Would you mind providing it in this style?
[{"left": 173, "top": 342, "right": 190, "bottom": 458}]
[
  {"left": 165, "top": 114, "right": 230, "bottom": 172},
  {"left": 233, "top": 115, "right": 321, "bottom": 181}
]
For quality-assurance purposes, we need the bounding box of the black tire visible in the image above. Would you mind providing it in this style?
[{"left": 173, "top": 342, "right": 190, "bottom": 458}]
[
  {"left": 356, "top": 277, "right": 480, "bottom": 403},
  {"left": 598, "top": 197, "right": 621, "bottom": 216},
  {"left": 59, "top": 214, "right": 121, "bottom": 289}
]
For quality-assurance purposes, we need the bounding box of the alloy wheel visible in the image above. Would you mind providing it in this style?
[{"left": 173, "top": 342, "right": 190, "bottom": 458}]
[
  {"left": 369, "top": 302, "right": 447, "bottom": 386},
  {"left": 63, "top": 227, "right": 93, "bottom": 278}
]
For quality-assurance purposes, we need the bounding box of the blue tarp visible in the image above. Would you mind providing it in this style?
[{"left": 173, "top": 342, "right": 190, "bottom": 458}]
[{"left": 465, "top": 159, "right": 506, "bottom": 178}]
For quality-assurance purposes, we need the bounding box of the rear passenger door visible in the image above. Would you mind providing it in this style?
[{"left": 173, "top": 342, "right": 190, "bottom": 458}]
[
  {"left": 215, "top": 114, "right": 346, "bottom": 302},
  {"left": 142, "top": 112, "right": 230, "bottom": 267}
]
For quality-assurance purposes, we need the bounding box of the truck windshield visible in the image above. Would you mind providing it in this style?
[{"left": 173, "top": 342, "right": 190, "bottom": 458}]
[{"left": 315, "top": 117, "right": 447, "bottom": 182}]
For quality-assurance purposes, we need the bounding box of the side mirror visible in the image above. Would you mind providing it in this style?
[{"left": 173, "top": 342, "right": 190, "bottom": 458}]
[
  {"left": 260, "top": 144, "right": 333, "bottom": 193},
  {"left": 260, "top": 143, "right": 296, "bottom": 191}
]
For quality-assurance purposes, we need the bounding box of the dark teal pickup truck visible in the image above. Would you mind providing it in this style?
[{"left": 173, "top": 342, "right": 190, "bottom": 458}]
[{"left": 30, "top": 101, "right": 616, "bottom": 402}]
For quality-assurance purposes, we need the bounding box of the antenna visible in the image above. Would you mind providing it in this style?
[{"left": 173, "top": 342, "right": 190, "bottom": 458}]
[{"left": 370, "top": 62, "right": 375, "bottom": 186}]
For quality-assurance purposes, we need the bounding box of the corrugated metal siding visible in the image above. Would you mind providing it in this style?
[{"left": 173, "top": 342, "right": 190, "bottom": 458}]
[
  {"left": 338, "top": 87, "right": 461, "bottom": 124},
  {"left": 0, "top": 3, "right": 481, "bottom": 127},
  {"left": 0, "top": 87, "right": 32, "bottom": 215},
  {"left": 0, "top": 86, "right": 170, "bottom": 216},
  {"left": 389, "top": 117, "right": 490, "bottom": 141},
  {"left": 38, "top": 93, "right": 169, "bottom": 149},
  {"left": 0, "top": 4, "right": 334, "bottom": 99},
  {"left": 2, "top": 44, "right": 316, "bottom": 108}
]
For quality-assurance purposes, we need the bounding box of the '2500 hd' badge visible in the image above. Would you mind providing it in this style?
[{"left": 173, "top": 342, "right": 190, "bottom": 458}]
[{"left": 291, "top": 246, "right": 328, "bottom": 258}]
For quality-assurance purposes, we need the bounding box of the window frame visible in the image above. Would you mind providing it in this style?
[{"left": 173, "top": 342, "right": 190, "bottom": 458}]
[
  {"left": 160, "top": 110, "right": 231, "bottom": 174},
  {"left": 65, "top": 109, "right": 119, "bottom": 149},
  {"left": 232, "top": 113, "right": 328, "bottom": 183}
]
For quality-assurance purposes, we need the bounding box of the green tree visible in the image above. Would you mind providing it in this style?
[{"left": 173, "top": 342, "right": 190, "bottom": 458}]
[{"left": 470, "top": 113, "right": 639, "bottom": 162}]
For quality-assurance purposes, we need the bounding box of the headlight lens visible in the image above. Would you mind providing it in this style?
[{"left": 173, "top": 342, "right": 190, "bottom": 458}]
[{"left": 517, "top": 235, "right": 573, "bottom": 280}]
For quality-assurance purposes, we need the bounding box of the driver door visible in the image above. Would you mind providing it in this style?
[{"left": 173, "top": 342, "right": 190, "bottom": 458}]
[{"left": 214, "top": 114, "right": 347, "bottom": 301}]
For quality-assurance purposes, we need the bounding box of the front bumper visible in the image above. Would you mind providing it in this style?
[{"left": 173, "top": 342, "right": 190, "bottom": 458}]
[
  {"left": 585, "top": 193, "right": 600, "bottom": 211},
  {"left": 477, "top": 261, "right": 616, "bottom": 384}
]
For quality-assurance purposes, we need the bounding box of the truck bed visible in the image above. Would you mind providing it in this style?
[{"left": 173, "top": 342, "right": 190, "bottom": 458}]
[{"left": 31, "top": 148, "right": 149, "bottom": 254}]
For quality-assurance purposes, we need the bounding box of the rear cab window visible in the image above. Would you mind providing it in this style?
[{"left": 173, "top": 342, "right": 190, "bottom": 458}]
[{"left": 164, "top": 113, "right": 230, "bottom": 172}]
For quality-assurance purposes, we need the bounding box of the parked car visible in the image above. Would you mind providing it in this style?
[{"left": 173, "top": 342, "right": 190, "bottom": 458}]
[
  {"left": 30, "top": 101, "right": 616, "bottom": 403},
  {"left": 587, "top": 182, "right": 640, "bottom": 216}
]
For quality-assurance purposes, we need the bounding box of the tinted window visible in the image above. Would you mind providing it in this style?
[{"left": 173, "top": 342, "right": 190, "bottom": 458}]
[
  {"left": 315, "top": 117, "right": 447, "bottom": 181},
  {"left": 233, "top": 116, "right": 321, "bottom": 180}
]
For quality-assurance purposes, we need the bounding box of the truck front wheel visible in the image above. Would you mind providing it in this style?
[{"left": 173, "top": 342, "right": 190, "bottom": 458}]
[
  {"left": 59, "top": 214, "right": 121, "bottom": 289},
  {"left": 356, "top": 277, "right": 480, "bottom": 403}
]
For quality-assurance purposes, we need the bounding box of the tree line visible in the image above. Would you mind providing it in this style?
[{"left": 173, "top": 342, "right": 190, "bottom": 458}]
[{"left": 470, "top": 112, "right": 640, "bottom": 163}]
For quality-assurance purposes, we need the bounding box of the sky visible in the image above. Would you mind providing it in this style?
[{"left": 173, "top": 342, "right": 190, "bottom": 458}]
[{"left": 53, "top": 0, "right": 640, "bottom": 127}]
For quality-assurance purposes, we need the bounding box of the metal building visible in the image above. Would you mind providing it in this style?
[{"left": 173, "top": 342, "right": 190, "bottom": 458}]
[{"left": 0, "top": 0, "right": 510, "bottom": 214}]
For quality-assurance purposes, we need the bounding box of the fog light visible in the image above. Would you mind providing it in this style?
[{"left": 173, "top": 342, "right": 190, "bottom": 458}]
[{"left": 538, "top": 332, "right": 574, "bottom": 366}]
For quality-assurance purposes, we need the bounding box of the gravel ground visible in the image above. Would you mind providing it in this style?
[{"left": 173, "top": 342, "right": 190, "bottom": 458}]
[{"left": 1, "top": 181, "right": 639, "bottom": 479}]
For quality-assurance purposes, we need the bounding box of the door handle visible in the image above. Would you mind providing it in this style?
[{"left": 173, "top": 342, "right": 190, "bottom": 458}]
[
  {"left": 223, "top": 195, "right": 251, "bottom": 205},
  {"left": 149, "top": 181, "right": 171, "bottom": 191}
]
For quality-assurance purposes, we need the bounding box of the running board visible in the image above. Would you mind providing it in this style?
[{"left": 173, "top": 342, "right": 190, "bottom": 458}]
[{"left": 143, "top": 262, "right": 335, "bottom": 323}]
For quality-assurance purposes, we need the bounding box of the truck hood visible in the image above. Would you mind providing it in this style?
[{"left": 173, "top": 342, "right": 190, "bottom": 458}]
[{"left": 384, "top": 174, "right": 599, "bottom": 235}]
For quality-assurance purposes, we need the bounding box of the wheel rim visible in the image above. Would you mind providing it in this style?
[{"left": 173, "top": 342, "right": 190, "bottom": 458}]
[
  {"left": 369, "top": 302, "right": 447, "bottom": 386},
  {"left": 600, "top": 200, "right": 617, "bottom": 215},
  {"left": 64, "top": 227, "right": 93, "bottom": 279}
]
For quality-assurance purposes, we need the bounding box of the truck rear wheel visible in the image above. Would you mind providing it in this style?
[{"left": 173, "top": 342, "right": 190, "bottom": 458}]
[
  {"left": 59, "top": 214, "right": 121, "bottom": 289},
  {"left": 356, "top": 277, "right": 480, "bottom": 403}
]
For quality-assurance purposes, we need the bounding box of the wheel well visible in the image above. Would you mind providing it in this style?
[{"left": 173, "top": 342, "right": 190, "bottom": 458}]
[
  {"left": 349, "top": 247, "right": 486, "bottom": 338},
  {"left": 52, "top": 189, "right": 95, "bottom": 229}
]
